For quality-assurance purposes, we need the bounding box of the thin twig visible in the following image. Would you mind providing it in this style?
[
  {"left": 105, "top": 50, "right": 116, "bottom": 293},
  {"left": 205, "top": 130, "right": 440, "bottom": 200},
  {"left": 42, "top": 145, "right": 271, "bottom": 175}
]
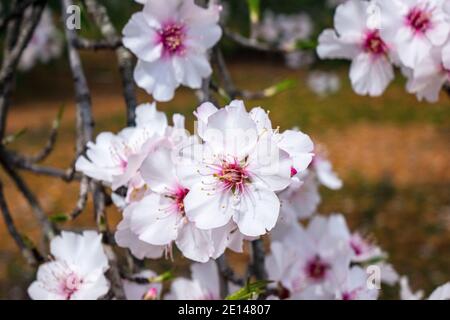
[
  {"left": 74, "top": 37, "right": 122, "bottom": 51},
  {"left": 250, "top": 239, "right": 267, "bottom": 281},
  {"left": 0, "top": 180, "right": 44, "bottom": 266},
  {"left": 83, "top": 0, "right": 137, "bottom": 126},
  {"left": 224, "top": 28, "right": 294, "bottom": 54},
  {"left": 0, "top": 148, "right": 56, "bottom": 240}
]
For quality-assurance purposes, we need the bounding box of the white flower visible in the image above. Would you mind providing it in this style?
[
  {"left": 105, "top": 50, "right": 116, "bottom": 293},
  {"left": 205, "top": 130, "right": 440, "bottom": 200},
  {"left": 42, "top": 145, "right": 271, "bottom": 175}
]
[
  {"left": 405, "top": 44, "right": 450, "bottom": 103},
  {"left": 278, "top": 173, "right": 321, "bottom": 222},
  {"left": 317, "top": 0, "right": 395, "bottom": 96},
  {"left": 75, "top": 103, "right": 179, "bottom": 191},
  {"left": 165, "top": 260, "right": 222, "bottom": 300},
  {"left": 178, "top": 101, "right": 297, "bottom": 237},
  {"left": 311, "top": 151, "right": 343, "bottom": 190},
  {"left": 122, "top": 270, "right": 162, "bottom": 300},
  {"left": 400, "top": 276, "right": 450, "bottom": 300},
  {"left": 270, "top": 215, "right": 353, "bottom": 299},
  {"left": 377, "top": 0, "right": 450, "bottom": 68},
  {"left": 307, "top": 71, "right": 341, "bottom": 97},
  {"left": 28, "top": 231, "right": 109, "bottom": 300},
  {"left": 334, "top": 266, "right": 379, "bottom": 300},
  {"left": 115, "top": 209, "right": 166, "bottom": 260},
  {"left": 122, "top": 0, "right": 222, "bottom": 101},
  {"left": 19, "top": 9, "right": 62, "bottom": 71}
]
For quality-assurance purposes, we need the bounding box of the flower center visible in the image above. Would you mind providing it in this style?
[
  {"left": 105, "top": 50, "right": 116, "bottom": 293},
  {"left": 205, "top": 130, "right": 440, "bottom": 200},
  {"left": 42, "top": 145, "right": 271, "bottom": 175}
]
[
  {"left": 62, "top": 272, "right": 83, "bottom": 299},
  {"left": 363, "top": 30, "right": 388, "bottom": 56},
  {"left": 305, "top": 255, "right": 330, "bottom": 281},
  {"left": 174, "top": 186, "right": 189, "bottom": 214},
  {"left": 406, "top": 7, "right": 432, "bottom": 33},
  {"left": 217, "top": 161, "right": 249, "bottom": 193},
  {"left": 158, "top": 23, "right": 186, "bottom": 56}
]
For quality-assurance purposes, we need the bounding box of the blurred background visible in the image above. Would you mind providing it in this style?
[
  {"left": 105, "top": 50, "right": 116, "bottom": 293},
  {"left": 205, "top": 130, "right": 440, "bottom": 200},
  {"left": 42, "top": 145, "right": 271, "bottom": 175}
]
[{"left": 0, "top": 0, "right": 449, "bottom": 299}]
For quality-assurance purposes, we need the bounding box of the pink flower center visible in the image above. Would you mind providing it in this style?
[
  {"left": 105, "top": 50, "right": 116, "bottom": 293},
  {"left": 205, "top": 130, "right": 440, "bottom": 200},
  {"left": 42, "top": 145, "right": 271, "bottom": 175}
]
[
  {"left": 350, "top": 233, "right": 371, "bottom": 256},
  {"left": 290, "top": 166, "right": 298, "bottom": 177},
  {"left": 342, "top": 291, "right": 356, "bottom": 300},
  {"left": 158, "top": 22, "right": 186, "bottom": 57},
  {"left": 61, "top": 273, "right": 83, "bottom": 299},
  {"left": 305, "top": 255, "right": 330, "bottom": 281},
  {"left": 173, "top": 186, "right": 189, "bottom": 214},
  {"left": 363, "top": 30, "right": 388, "bottom": 56},
  {"left": 406, "top": 7, "right": 432, "bottom": 34},
  {"left": 217, "top": 161, "right": 249, "bottom": 193}
]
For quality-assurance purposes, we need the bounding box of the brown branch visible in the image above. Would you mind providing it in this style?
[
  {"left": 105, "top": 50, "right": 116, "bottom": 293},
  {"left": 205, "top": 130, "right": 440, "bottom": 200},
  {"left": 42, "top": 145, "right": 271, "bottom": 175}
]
[
  {"left": 216, "top": 255, "right": 245, "bottom": 287},
  {"left": 250, "top": 239, "right": 267, "bottom": 281},
  {"left": 92, "top": 182, "right": 126, "bottom": 299},
  {"left": 0, "top": 180, "right": 44, "bottom": 266},
  {"left": 224, "top": 28, "right": 294, "bottom": 54},
  {"left": 0, "top": 148, "right": 56, "bottom": 240},
  {"left": 0, "top": 0, "right": 40, "bottom": 32},
  {"left": 68, "top": 175, "right": 89, "bottom": 220},
  {"left": 73, "top": 37, "right": 122, "bottom": 51},
  {"left": 0, "top": 0, "right": 47, "bottom": 139},
  {"left": 82, "top": 0, "right": 137, "bottom": 126}
]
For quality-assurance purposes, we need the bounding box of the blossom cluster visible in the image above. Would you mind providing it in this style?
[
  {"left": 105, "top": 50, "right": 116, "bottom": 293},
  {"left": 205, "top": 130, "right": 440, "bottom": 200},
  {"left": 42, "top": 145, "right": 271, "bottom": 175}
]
[
  {"left": 19, "top": 8, "right": 63, "bottom": 71},
  {"left": 75, "top": 100, "right": 315, "bottom": 263},
  {"left": 318, "top": 0, "right": 450, "bottom": 102}
]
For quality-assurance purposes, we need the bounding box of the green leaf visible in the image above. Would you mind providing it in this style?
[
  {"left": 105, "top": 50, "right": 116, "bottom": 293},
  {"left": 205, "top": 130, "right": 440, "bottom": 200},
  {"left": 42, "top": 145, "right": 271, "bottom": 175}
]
[
  {"left": 49, "top": 213, "right": 70, "bottom": 223},
  {"left": 225, "top": 280, "right": 271, "bottom": 300},
  {"left": 263, "top": 79, "right": 297, "bottom": 97},
  {"left": 246, "top": 0, "right": 260, "bottom": 24},
  {"left": 149, "top": 270, "right": 174, "bottom": 283},
  {"left": 296, "top": 39, "right": 318, "bottom": 50},
  {"left": 2, "top": 128, "right": 27, "bottom": 145}
]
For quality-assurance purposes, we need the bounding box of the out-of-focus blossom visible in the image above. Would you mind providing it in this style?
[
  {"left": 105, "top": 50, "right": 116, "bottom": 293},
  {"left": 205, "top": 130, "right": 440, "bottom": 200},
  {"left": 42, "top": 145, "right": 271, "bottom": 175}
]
[
  {"left": 122, "top": 0, "right": 222, "bottom": 101},
  {"left": 19, "top": 9, "right": 63, "bottom": 71},
  {"left": 307, "top": 71, "right": 341, "bottom": 97},
  {"left": 400, "top": 276, "right": 450, "bottom": 300},
  {"left": 28, "top": 231, "right": 109, "bottom": 300},
  {"left": 165, "top": 260, "right": 222, "bottom": 300},
  {"left": 122, "top": 270, "right": 162, "bottom": 300}
]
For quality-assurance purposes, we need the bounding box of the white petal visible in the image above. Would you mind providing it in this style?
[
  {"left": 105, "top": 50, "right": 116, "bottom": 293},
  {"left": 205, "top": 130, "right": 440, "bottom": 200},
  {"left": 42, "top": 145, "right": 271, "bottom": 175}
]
[
  {"left": 232, "top": 186, "right": 280, "bottom": 237},
  {"left": 175, "top": 221, "right": 214, "bottom": 262}
]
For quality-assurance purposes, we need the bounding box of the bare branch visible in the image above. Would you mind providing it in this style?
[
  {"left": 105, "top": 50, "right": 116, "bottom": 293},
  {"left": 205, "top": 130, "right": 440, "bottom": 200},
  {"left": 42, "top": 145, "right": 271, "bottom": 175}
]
[
  {"left": 216, "top": 255, "right": 245, "bottom": 287},
  {"left": 250, "top": 239, "right": 267, "bottom": 280},
  {"left": 0, "top": 148, "right": 56, "bottom": 240},
  {"left": 74, "top": 37, "right": 122, "bottom": 51},
  {"left": 82, "top": 0, "right": 138, "bottom": 126},
  {"left": 0, "top": 180, "right": 44, "bottom": 266},
  {"left": 92, "top": 183, "right": 126, "bottom": 299},
  {"left": 224, "top": 28, "right": 294, "bottom": 54},
  {"left": 0, "top": 0, "right": 47, "bottom": 138}
]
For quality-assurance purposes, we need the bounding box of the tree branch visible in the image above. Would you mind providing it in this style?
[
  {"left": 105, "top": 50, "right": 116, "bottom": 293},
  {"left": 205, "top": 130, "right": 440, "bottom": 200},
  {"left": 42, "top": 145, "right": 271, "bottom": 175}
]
[
  {"left": 82, "top": 0, "right": 138, "bottom": 126},
  {"left": 0, "top": 180, "right": 44, "bottom": 266}
]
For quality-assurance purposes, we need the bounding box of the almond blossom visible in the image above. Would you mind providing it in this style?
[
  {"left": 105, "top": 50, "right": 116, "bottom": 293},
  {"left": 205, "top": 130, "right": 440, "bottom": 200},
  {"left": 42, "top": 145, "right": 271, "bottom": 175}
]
[
  {"left": 165, "top": 260, "right": 222, "bottom": 300},
  {"left": 177, "top": 100, "right": 313, "bottom": 237},
  {"left": 19, "top": 9, "right": 62, "bottom": 71},
  {"left": 122, "top": 270, "right": 162, "bottom": 300},
  {"left": 400, "top": 276, "right": 450, "bottom": 300},
  {"left": 376, "top": 0, "right": 450, "bottom": 69},
  {"left": 122, "top": 0, "right": 222, "bottom": 101},
  {"left": 28, "top": 231, "right": 109, "bottom": 300}
]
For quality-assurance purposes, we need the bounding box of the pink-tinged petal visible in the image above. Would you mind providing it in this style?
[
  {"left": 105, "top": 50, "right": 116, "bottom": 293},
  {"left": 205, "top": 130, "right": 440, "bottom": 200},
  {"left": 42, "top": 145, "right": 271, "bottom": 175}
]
[
  {"left": 277, "top": 130, "right": 314, "bottom": 172},
  {"left": 142, "top": 0, "right": 181, "bottom": 29},
  {"left": 122, "top": 12, "right": 162, "bottom": 62},
  {"left": 128, "top": 194, "right": 181, "bottom": 245},
  {"left": 247, "top": 137, "right": 292, "bottom": 192},
  {"left": 317, "top": 29, "right": 359, "bottom": 60},
  {"left": 349, "top": 53, "right": 394, "bottom": 96},
  {"left": 190, "top": 260, "right": 221, "bottom": 298},
  {"left": 395, "top": 26, "right": 432, "bottom": 68},
  {"left": 134, "top": 59, "right": 178, "bottom": 102},
  {"left": 426, "top": 12, "right": 450, "bottom": 46},
  {"left": 443, "top": 42, "right": 450, "bottom": 70},
  {"left": 203, "top": 103, "right": 258, "bottom": 157},
  {"left": 232, "top": 186, "right": 280, "bottom": 237},
  {"left": 135, "top": 102, "right": 168, "bottom": 133},
  {"left": 140, "top": 144, "right": 177, "bottom": 192},
  {"left": 183, "top": 178, "right": 234, "bottom": 229},
  {"left": 334, "top": 0, "right": 369, "bottom": 37},
  {"left": 115, "top": 214, "right": 165, "bottom": 259},
  {"left": 175, "top": 221, "right": 214, "bottom": 262}
]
